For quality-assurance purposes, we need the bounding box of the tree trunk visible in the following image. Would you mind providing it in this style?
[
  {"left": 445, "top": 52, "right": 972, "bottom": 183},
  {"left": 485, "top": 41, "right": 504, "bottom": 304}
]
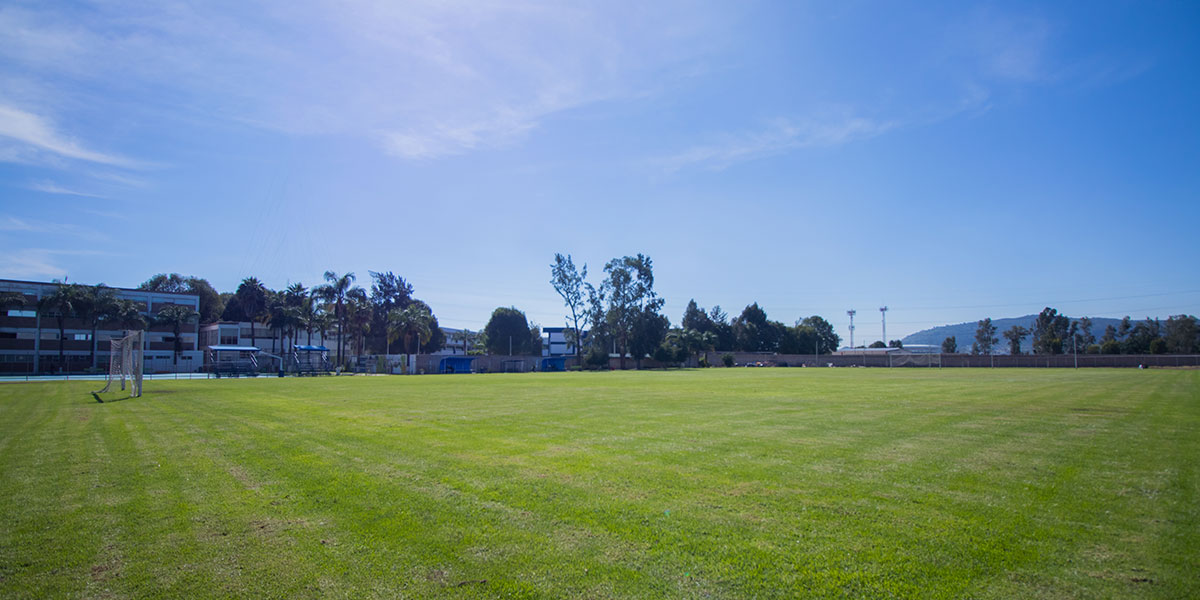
[
  {"left": 57, "top": 316, "right": 66, "bottom": 373},
  {"left": 90, "top": 323, "right": 98, "bottom": 369}
]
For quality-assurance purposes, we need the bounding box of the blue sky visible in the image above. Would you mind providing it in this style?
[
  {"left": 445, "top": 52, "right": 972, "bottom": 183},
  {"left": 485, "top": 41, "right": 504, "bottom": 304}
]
[{"left": 1, "top": 1, "right": 1198, "bottom": 342}]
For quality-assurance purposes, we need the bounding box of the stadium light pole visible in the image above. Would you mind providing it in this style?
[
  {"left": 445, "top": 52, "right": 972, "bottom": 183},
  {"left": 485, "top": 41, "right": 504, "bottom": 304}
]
[
  {"left": 847, "top": 309, "right": 856, "bottom": 349},
  {"left": 880, "top": 306, "right": 888, "bottom": 347}
]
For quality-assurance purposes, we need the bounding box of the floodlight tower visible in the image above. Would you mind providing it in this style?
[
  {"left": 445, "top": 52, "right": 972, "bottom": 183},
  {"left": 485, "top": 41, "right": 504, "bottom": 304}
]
[
  {"left": 846, "top": 310, "right": 856, "bottom": 349},
  {"left": 880, "top": 306, "right": 888, "bottom": 346}
]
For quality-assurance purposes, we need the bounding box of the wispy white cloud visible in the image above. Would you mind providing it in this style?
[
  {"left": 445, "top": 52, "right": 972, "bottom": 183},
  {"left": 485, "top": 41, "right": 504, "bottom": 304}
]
[
  {"left": 0, "top": 215, "right": 110, "bottom": 242},
  {"left": 25, "top": 180, "right": 107, "bottom": 198},
  {"left": 0, "top": 104, "right": 140, "bottom": 168},
  {"left": 660, "top": 113, "right": 897, "bottom": 172},
  {"left": 0, "top": 248, "right": 105, "bottom": 280},
  {"left": 0, "top": 1, "right": 723, "bottom": 161}
]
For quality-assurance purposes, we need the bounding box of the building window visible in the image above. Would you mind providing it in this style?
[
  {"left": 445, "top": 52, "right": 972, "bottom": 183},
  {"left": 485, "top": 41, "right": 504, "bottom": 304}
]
[
  {"left": 0, "top": 332, "right": 15, "bottom": 339},
  {"left": 73, "top": 333, "right": 91, "bottom": 341},
  {"left": 6, "top": 309, "right": 35, "bottom": 318}
]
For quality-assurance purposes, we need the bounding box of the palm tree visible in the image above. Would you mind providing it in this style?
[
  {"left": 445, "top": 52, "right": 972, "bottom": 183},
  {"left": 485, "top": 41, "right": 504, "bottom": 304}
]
[
  {"left": 300, "top": 295, "right": 321, "bottom": 345},
  {"left": 388, "top": 304, "right": 433, "bottom": 355},
  {"left": 38, "top": 282, "right": 86, "bottom": 372},
  {"left": 79, "top": 284, "right": 118, "bottom": 369},
  {"left": 235, "top": 277, "right": 267, "bottom": 350},
  {"left": 283, "top": 283, "right": 308, "bottom": 349},
  {"left": 345, "top": 288, "right": 372, "bottom": 359},
  {"left": 313, "top": 271, "right": 355, "bottom": 367},
  {"left": 154, "top": 305, "right": 199, "bottom": 367},
  {"left": 0, "top": 292, "right": 26, "bottom": 311},
  {"left": 110, "top": 298, "right": 148, "bottom": 332}
]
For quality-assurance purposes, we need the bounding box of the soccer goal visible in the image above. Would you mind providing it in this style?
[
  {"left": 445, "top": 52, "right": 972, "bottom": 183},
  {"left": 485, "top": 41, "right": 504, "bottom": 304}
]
[
  {"left": 95, "top": 330, "right": 145, "bottom": 397},
  {"left": 888, "top": 352, "right": 942, "bottom": 368}
]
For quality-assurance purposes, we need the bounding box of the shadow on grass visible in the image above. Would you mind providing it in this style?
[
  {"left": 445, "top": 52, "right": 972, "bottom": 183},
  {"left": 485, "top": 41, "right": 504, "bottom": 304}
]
[{"left": 91, "top": 392, "right": 133, "bottom": 404}]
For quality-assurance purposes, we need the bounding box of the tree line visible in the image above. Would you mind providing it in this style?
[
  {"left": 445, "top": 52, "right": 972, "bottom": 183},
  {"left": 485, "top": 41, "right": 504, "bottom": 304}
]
[
  {"left": 0, "top": 270, "right": 454, "bottom": 369},
  {"left": 944, "top": 308, "right": 1200, "bottom": 355},
  {"left": 545, "top": 253, "right": 841, "bottom": 368}
]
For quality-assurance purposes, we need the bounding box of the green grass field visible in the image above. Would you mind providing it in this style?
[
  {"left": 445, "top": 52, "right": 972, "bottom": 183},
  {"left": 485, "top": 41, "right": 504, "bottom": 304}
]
[{"left": 1, "top": 369, "right": 1196, "bottom": 599}]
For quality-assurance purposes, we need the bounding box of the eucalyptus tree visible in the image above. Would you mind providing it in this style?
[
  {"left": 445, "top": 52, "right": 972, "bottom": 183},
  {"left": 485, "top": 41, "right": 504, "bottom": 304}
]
[
  {"left": 598, "top": 254, "right": 664, "bottom": 369},
  {"left": 550, "top": 253, "right": 590, "bottom": 360},
  {"left": 973, "top": 318, "right": 998, "bottom": 355},
  {"left": 1002, "top": 325, "right": 1028, "bottom": 355}
]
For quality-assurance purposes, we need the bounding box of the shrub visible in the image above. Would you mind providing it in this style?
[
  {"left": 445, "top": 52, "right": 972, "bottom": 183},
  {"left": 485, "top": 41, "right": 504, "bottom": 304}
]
[{"left": 722, "top": 353, "right": 735, "bottom": 368}]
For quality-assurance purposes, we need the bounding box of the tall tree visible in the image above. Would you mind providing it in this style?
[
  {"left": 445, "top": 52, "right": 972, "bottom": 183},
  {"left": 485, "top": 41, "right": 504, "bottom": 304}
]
[
  {"left": 733, "top": 303, "right": 775, "bottom": 352},
  {"left": 942, "top": 336, "right": 957, "bottom": 353},
  {"left": 1123, "top": 318, "right": 1162, "bottom": 354},
  {"left": 484, "top": 307, "right": 533, "bottom": 355},
  {"left": 139, "top": 273, "right": 223, "bottom": 323},
  {"left": 313, "top": 271, "right": 356, "bottom": 367},
  {"left": 234, "top": 277, "right": 268, "bottom": 350},
  {"left": 550, "top": 254, "right": 590, "bottom": 360},
  {"left": 799, "top": 316, "right": 840, "bottom": 354},
  {"left": 38, "top": 281, "right": 86, "bottom": 371},
  {"left": 681, "top": 299, "right": 714, "bottom": 333},
  {"left": 345, "top": 288, "right": 372, "bottom": 358},
  {"left": 78, "top": 284, "right": 118, "bottom": 369},
  {"left": 1100, "top": 324, "right": 1118, "bottom": 344},
  {"left": 110, "top": 298, "right": 148, "bottom": 331},
  {"left": 1075, "top": 317, "right": 1096, "bottom": 350},
  {"left": 708, "top": 305, "right": 734, "bottom": 351},
  {"left": 154, "top": 304, "right": 198, "bottom": 366},
  {"left": 1002, "top": 325, "right": 1028, "bottom": 355},
  {"left": 138, "top": 273, "right": 187, "bottom": 292},
  {"left": 368, "top": 271, "right": 413, "bottom": 352},
  {"left": 388, "top": 303, "right": 433, "bottom": 355},
  {"left": 1164, "top": 314, "right": 1199, "bottom": 354},
  {"left": 598, "top": 254, "right": 664, "bottom": 369},
  {"left": 1032, "top": 308, "right": 1070, "bottom": 355},
  {"left": 973, "top": 318, "right": 998, "bottom": 355}
]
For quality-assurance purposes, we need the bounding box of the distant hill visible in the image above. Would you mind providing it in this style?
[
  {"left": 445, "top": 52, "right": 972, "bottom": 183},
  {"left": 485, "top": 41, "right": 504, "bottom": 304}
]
[{"left": 901, "top": 315, "right": 1124, "bottom": 354}]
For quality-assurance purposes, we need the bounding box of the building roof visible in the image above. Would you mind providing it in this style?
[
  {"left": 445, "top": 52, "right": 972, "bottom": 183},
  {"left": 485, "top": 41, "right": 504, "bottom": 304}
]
[{"left": 0, "top": 278, "right": 201, "bottom": 297}]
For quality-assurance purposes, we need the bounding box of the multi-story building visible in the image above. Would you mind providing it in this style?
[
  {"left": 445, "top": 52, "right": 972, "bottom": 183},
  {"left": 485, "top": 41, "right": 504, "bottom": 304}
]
[
  {"left": 0, "top": 279, "right": 202, "bottom": 374},
  {"left": 436, "top": 327, "right": 477, "bottom": 356},
  {"left": 542, "top": 327, "right": 582, "bottom": 357}
]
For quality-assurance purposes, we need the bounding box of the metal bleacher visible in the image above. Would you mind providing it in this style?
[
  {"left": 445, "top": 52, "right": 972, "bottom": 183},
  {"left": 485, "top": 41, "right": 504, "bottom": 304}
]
[
  {"left": 210, "top": 354, "right": 259, "bottom": 378},
  {"left": 292, "top": 345, "right": 332, "bottom": 376}
]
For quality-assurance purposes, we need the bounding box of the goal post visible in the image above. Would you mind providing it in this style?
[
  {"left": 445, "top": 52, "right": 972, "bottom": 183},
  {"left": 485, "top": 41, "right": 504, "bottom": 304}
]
[{"left": 95, "top": 330, "right": 144, "bottom": 397}]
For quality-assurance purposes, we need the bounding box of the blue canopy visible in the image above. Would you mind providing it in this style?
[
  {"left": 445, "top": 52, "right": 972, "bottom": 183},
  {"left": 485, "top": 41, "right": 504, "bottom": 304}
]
[
  {"left": 293, "top": 345, "right": 330, "bottom": 352},
  {"left": 540, "top": 357, "right": 567, "bottom": 372},
  {"left": 209, "top": 345, "right": 260, "bottom": 352},
  {"left": 439, "top": 356, "right": 475, "bottom": 374}
]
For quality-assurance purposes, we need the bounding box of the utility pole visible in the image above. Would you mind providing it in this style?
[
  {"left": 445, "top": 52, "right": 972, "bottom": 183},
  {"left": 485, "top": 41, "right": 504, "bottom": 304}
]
[
  {"left": 847, "top": 309, "right": 856, "bottom": 349},
  {"left": 880, "top": 306, "right": 888, "bottom": 347}
]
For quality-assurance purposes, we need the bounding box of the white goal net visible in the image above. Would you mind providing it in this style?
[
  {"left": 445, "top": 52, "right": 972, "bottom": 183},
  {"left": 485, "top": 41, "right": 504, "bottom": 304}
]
[
  {"left": 96, "top": 330, "right": 144, "bottom": 397},
  {"left": 888, "top": 352, "right": 942, "bottom": 368}
]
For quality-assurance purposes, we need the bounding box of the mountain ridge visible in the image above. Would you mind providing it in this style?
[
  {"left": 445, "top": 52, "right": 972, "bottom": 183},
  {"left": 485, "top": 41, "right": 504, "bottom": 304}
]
[{"left": 900, "top": 315, "right": 1125, "bottom": 353}]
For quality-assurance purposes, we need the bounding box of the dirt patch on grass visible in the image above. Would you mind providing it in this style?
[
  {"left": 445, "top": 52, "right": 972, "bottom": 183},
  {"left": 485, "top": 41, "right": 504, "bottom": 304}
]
[
  {"left": 227, "top": 464, "right": 264, "bottom": 491},
  {"left": 248, "top": 518, "right": 310, "bottom": 537},
  {"left": 89, "top": 544, "right": 123, "bottom": 584}
]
